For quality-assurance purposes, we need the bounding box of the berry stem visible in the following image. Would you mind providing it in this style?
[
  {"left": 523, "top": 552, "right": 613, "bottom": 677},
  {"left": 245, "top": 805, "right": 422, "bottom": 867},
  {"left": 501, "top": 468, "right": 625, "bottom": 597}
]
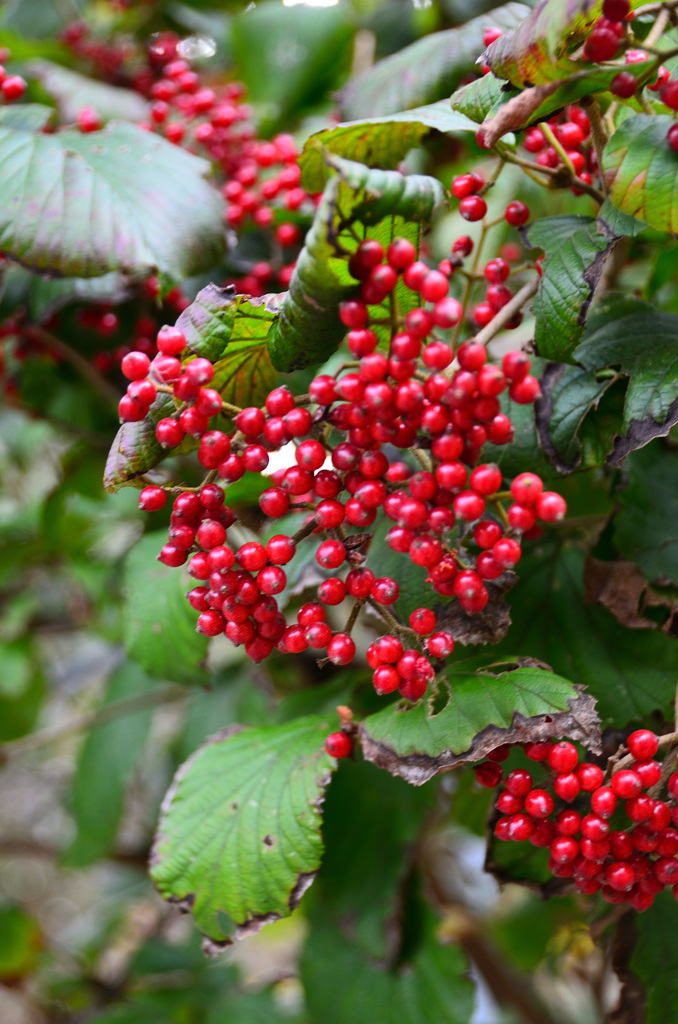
[
  {"left": 343, "top": 598, "right": 365, "bottom": 635},
  {"left": 471, "top": 278, "right": 539, "bottom": 348},
  {"left": 579, "top": 97, "right": 609, "bottom": 197},
  {"left": 538, "top": 122, "right": 576, "bottom": 180}
]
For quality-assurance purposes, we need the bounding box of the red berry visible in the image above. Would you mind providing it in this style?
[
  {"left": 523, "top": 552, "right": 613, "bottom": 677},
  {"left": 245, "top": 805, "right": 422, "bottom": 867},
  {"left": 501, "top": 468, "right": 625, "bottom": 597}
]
[
  {"left": 668, "top": 124, "right": 678, "bottom": 153},
  {"left": 602, "top": 0, "right": 629, "bottom": 20},
  {"left": 1, "top": 75, "right": 27, "bottom": 101},
  {"left": 505, "top": 201, "right": 529, "bottom": 226},
  {"left": 427, "top": 631, "right": 455, "bottom": 658},
  {"left": 554, "top": 773, "right": 580, "bottom": 802},
  {"left": 325, "top": 731, "right": 352, "bottom": 758},
  {"left": 327, "top": 633, "right": 356, "bottom": 666},
  {"left": 611, "top": 71, "right": 637, "bottom": 98},
  {"left": 317, "top": 578, "right": 346, "bottom": 605},
  {"left": 591, "top": 786, "right": 617, "bottom": 819},
  {"left": 548, "top": 741, "right": 578, "bottom": 773},
  {"left": 409, "top": 608, "right": 437, "bottom": 635},
  {"left": 583, "top": 28, "right": 620, "bottom": 62},
  {"left": 139, "top": 486, "right": 166, "bottom": 511},
  {"left": 157, "top": 325, "right": 187, "bottom": 355},
  {"left": 536, "top": 491, "right": 567, "bottom": 522},
  {"left": 459, "top": 195, "right": 487, "bottom": 222},
  {"left": 611, "top": 769, "right": 642, "bottom": 799},
  {"left": 627, "top": 729, "right": 659, "bottom": 761}
]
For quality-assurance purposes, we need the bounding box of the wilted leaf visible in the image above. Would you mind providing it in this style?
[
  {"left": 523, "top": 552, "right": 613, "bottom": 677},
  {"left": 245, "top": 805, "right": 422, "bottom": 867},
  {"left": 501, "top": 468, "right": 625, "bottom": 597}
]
[
  {"left": 0, "top": 121, "right": 225, "bottom": 286},
  {"left": 359, "top": 656, "right": 598, "bottom": 785},
  {"left": 150, "top": 716, "right": 335, "bottom": 949},
  {"left": 535, "top": 362, "right": 616, "bottom": 472},
  {"left": 300, "top": 100, "right": 478, "bottom": 193},
  {"left": 483, "top": 0, "right": 648, "bottom": 87},
  {"left": 583, "top": 557, "right": 675, "bottom": 631},
  {"left": 612, "top": 442, "right": 678, "bottom": 588},
  {"left": 339, "top": 3, "right": 530, "bottom": 120},
  {"left": 103, "top": 392, "right": 175, "bottom": 493},
  {"left": 523, "top": 215, "right": 617, "bottom": 363}
]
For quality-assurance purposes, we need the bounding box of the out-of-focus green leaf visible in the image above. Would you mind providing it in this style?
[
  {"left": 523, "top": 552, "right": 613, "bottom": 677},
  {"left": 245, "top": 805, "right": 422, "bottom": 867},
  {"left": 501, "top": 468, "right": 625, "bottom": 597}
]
[
  {"left": 0, "top": 905, "right": 42, "bottom": 979},
  {"left": 27, "top": 60, "right": 149, "bottom": 123},
  {"left": 612, "top": 442, "right": 678, "bottom": 586},
  {"left": 339, "top": 3, "right": 529, "bottom": 119}
]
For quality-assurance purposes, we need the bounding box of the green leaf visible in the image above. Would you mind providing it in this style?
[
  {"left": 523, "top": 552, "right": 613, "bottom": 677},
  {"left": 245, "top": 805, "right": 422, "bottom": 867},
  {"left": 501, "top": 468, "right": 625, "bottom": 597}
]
[
  {"left": 299, "top": 100, "right": 478, "bottom": 194},
  {"left": 491, "top": 540, "right": 678, "bottom": 727},
  {"left": 451, "top": 73, "right": 515, "bottom": 124},
  {"left": 0, "top": 906, "right": 42, "bottom": 979},
  {"left": 524, "top": 215, "right": 616, "bottom": 363},
  {"left": 484, "top": 0, "right": 648, "bottom": 86},
  {"left": 231, "top": 1, "right": 353, "bottom": 132},
  {"left": 339, "top": 2, "right": 530, "bottom": 119},
  {"left": 613, "top": 442, "right": 678, "bottom": 586},
  {"left": 535, "top": 363, "right": 617, "bottom": 472},
  {"left": 597, "top": 195, "right": 647, "bottom": 239},
  {"left": 123, "top": 532, "right": 208, "bottom": 684},
  {"left": 26, "top": 270, "right": 133, "bottom": 323},
  {"left": 301, "top": 911, "right": 474, "bottom": 1024},
  {"left": 27, "top": 60, "right": 150, "bottom": 123},
  {"left": 176, "top": 284, "right": 279, "bottom": 407},
  {"left": 150, "top": 715, "right": 335, "bottom": 948},
  {"left": 0, "top": 103, "right": 55, "bottom": 130},
  {"left": 268, "top": 156, "right": 443, "bottom": 371},
  {"left": 0, "top": 121, "right": 224, "bottom": 285},
  {"left": 629, "top": 892, "right": 678, "bottom": 1024},
  {"left": 603, "top": 114, "right": 678, "bottom": 235},
  {"left": 573, "top": 311, "right": 678, "bottom": 464},
  {"left": 359, "top": 656, "right": 597, "bottom": 785},
  {"left": 65, "top": 662, "right": 157, "bottom": 867},
  {"left": 104, "top": 392, "right": 175, "bottom": 493},
  {"left": 1, "top": 0, "right": 84, "bottom": 38}
]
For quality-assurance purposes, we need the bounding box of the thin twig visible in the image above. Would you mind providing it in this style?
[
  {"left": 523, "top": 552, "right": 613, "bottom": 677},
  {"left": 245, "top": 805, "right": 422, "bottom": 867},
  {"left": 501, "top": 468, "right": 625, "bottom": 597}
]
[
  {"left": 471, "top": 277, "right": 540, "bottom": 348},
  {"left": 0, "top": 684, "right": 190, "bottom": 761}
]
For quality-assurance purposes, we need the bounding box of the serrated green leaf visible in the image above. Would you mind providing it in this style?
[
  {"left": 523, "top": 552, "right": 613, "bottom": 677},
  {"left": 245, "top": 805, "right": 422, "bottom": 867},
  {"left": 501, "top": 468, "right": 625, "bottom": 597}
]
[
  {"left": 491, "top": 540, "right": 678, "bottom": 727},
  {"left": 27, "top": 60, "right": 150, "bottom": 123},
  {"left": 573, "top": 311, "right": 678, "bottom": 464},
  {"left": 451, "top": 74, "right": 515, "bottom": 124},
  {"left": 65, "top": 662, "right": 157, "bottom": 868},
  {"left": 339, "top": 3, "right": 530, "bottom": 120},
  {"left": 268, "top": 156, "right": 443, "bottom": 371},
  {"left": 123, "top": 532, "right": 208, "bottom": 684},
  {"left": 300, "top": 100, "right": 477, "bottom": 193},
  {"left": 359, "top": 656, "right": 595, "bottom": 784},
  {"left": 612, "top": 442, "right": 678, "bottom": 586},
  {"left": 0, "top": 121, "right": 224, "bottom": 285},
  {"left": 603, "top": 114, "right": 678, "bottom": 235},
  {"left": 597, "top": 195, "right": 647, "bottom": 239},
  {"left": 301, "top": 911, "right": 474, "bottom": 1024},
  {"left": 484, "top": 0, "right": 648, "bottom": 87},
  {"left": 524, "top": 215, "right": 616, "bottom": 363},
  {"left": 151, "top": 715, "right": 335, "bottom": 946}
]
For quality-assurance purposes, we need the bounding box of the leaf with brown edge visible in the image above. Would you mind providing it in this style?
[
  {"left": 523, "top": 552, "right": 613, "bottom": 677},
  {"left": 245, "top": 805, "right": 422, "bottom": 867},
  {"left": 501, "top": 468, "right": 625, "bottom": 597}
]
[
  {"left": 475, "top": 81, "right": 560, "bottom": 148},
  {"left": 482, "top": 0, "right": 649, "bottom": 88},
  {"left": 358, "top": 656, "right": 600, "bottom": 786},
  {"left": 434, "top": 573, "right": 515, "bottom": 646},
  {"left": 150, "top": 715, "right": 337, "bottom": 951},
  {"left": 535, "top": 362, "right": 618, "bottom": 473}
]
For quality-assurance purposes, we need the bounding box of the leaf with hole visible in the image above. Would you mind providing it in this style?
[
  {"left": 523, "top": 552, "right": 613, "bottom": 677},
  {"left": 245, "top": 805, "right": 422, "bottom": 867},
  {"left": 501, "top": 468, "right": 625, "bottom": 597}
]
[
  {"left": 150, "top": 715, "right": 335, "bottom": 949},
  {"left": 359, "top": 655, "right": 598, "bottom": 785}
]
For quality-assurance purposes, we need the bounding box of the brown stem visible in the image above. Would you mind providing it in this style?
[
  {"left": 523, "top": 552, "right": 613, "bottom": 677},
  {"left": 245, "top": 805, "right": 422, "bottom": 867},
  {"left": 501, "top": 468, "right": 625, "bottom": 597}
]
[
  {"left": 291, "top": 516, "right": 320, "bottom": 545},
  {"left": 0, "top": 684, "right": 190, "bottom": 762},
  {"left": 343, "top": 598, "right": 365, "bottom": 634},
  {"left": 471, "top": 277, "right": 539, "bottom": 348},
  {"left": 25, "top": 326, "right": 120, "bottom": 409}
]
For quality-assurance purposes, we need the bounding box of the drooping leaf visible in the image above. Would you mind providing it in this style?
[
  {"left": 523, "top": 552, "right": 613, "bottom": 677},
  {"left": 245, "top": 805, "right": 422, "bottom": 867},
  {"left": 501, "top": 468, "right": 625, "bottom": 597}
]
[
  {"left": 359, "top": 656, "right": 598, "bottom": 785},
  {"left": 535, "top": 362, "right": 617, "bottom": 472},
  {"left": 300, "top": 100, "right": 478, "bottom": 193},
  {"left": 483, "top": 0, "right": 648, "bottom": 87},
  {"left": 468, "top": 60, "right": 655, "bottom": 145},
  {"left": 64, "top": 661, "right": 157, "bottom": 867},
  {"left": 27, "top": 60, "right": 150, "bottom": 123},
  {"left": 301, "top": 911, "right": 474, "bottom": 1024},
  {"left": 338, "top": 3, "right": 530, "bottom": 120},
  {"left": 123, "top": 532, "right": 208, "bottom": 684},
  {"left": 603, "top": 114, "right": 678, "bottom": 235},
  {"left": 150, "top": 715, "right": 335, "bottom": 949},
  {"left": 573, "top": 311, "right": 678, "bottom": 464},
  {"left": 0, "top": 121, "right": 225, "bottom": 286},
  {"left": 268, "top": 156, "right": 444, "bottom": 371},
  {"left": 491, "top": 540, "right": 678, "bottom": 727},
  {"left": 612, "top": 442, "right": 678, "bottom": 587},
  {"left": 523, "top": 215, "right": 616, "bottom": 363}
]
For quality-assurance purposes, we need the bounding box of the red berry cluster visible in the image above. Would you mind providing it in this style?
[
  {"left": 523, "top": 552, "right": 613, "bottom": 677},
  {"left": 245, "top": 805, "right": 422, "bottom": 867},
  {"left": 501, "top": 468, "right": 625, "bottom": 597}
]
[
  {"left": 478, "top": 730, "right": 678, "bottom": 911},
  {"left": 126, "top": 235, "right": 567, "bottom": 701}
]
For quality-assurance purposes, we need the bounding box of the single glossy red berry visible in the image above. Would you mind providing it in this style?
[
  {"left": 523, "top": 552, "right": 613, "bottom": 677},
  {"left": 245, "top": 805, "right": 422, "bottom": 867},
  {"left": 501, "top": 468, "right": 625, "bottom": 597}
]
[
  {"left": 139, "top": 485, "right": 167, "bottom": 511},
  {"left": 325, "top": 731, "right": 352, "bottom": 758},
  {"left": 548, "top": 741, "right": 578, "bottom": 773},
  {"left": 459, "top": 195, "right": 487, "bottom": 221},
  {"left": 505, "top": 200, "right": 529, "bottom": 226},
  {"left": 627, "top": 729, "right": 659, "bottom": 761}
]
